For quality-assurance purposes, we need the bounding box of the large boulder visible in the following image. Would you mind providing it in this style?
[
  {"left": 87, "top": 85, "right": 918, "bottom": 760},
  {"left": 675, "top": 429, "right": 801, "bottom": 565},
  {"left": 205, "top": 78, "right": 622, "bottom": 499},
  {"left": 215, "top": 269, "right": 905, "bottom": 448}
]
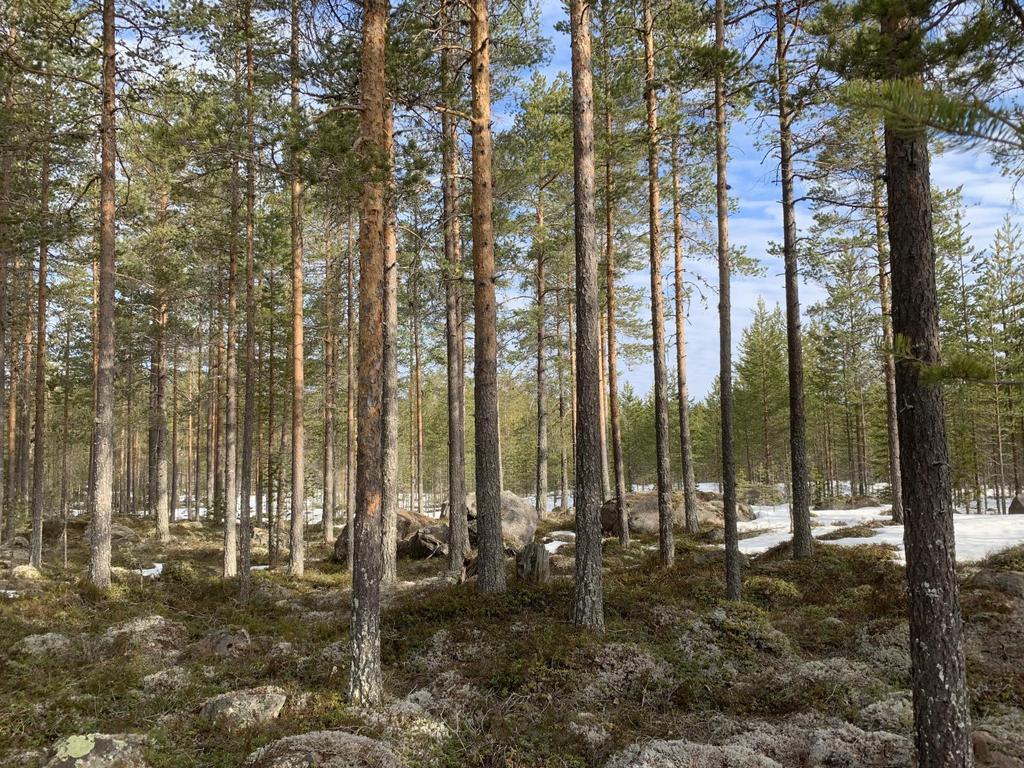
[
  {"left": 44, "top": 734, "right": 149, "bottom": 768},
  {"left": 334, "top": 509, "right": 437, "bottom": 563},
  {"left": 467, "top": 491, "right": 538, "bottom": 552},
  {"left": 83, "top": 521, "right": 140, "bottom": 543},
  {"left": 199, "top": 686, "right": 287, "bottom": 731},
  {"left": 398, "top": 525, "right": 449, "bottom": 559},
  {"left": 600, "top": 491, "right": 753, "bottom": 536},
  {"left": 967, "top": 569, "right": 1024, "bottom": 599},
  {"left": 243, "top": 730, "right": 401, "bottom": 768}
]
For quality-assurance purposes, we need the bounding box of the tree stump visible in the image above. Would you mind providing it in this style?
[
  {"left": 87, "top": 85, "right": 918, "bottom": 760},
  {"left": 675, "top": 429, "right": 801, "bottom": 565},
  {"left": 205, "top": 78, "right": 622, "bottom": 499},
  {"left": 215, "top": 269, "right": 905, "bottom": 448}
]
[{"left": 516, "top": 542, "right": 550, "bottom": 584}]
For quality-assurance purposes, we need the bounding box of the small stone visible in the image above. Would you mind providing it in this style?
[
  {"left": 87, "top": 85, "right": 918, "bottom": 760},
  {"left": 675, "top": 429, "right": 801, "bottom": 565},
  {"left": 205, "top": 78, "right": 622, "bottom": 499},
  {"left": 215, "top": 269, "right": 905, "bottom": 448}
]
[
  {"left": 199, "top": 686, "right": 287, "bottom": 731},
  {"left": 44, "top": 733, "right": 149, "bottom": 767},
  {"left": 12, "top": 564, "right": 42, "bottom": 580},
  {"left": 191, "top": 627, "right": 251, "bottom": 657},
  {"left": 141, "top": 666, "right": 189, "bottom": 695}
]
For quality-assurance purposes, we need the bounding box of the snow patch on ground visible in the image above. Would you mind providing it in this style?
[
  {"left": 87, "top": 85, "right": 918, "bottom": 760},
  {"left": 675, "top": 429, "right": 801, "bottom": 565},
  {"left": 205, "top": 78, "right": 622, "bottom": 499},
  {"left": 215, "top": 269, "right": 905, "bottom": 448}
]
[
  {"left": 737, "top": 504, "right": 1024, "bottom": 563},
  {"left": 136, "top": 563, "right": 164, "bottom": 578}
]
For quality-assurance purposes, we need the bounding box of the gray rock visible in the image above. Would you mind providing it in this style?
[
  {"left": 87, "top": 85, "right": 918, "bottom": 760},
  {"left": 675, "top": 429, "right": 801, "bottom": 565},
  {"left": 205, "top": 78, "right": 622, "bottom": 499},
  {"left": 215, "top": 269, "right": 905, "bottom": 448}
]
[
  {"left": 199, "top": 686, "right": 287, "bottom": 731},
  {"left": 44, "top": 734, "right": 149, "bottom": 767},
  {"left": 968, "top": 569, "right": 1024, "bottom": 599},
  {"left": 141, "top": 666, "right": 189, "bottom": 695},
  {"left": 730, "top": 717, "right": 911, "bottom": 767},
  {"left": 11, "top": 564, "right": 42, "bottom": 580},
  {"left": 467, "top": 490, "right": 538, "bottom": 552},
  {"left": 607, "top": 740, "right": 781, "bottom": 767},
  {"left": 600, "top": 492, "right": 755, "bottom": 538},
  {"left": 11, "top": 535, "right": 29, "bottom": 549},
  {"left": 101, "top": 615, "right": 186, "bottom": 660},
  {"left": 243, "top": 730, "right": 401, "bottom": 768},
  {"left": 191, "top": 627, "right": 251, "bottom": 657},
  {"left": 83, "top": 522, "right": 140, "bottom": 543},
  {"left": 858, "top": 691, "right": 913, "bottom": 733},
  {"left": 13, "top": 632, "right": 75, "bottom": 657}
]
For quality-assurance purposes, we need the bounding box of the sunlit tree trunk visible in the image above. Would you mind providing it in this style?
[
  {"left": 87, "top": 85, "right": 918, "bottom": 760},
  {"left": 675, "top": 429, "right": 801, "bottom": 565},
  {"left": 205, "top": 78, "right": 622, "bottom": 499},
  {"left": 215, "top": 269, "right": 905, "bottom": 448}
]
[
  {"left": 381, "top": 105, "right": 399, "bottom": 586},
  {"left": 441, "top": 2, "right": 468, "bottom": 572},
  {"left": 774, "top": 0, "right": 812, "bottom": 557},
  {"left": 288, "top": 0, "right": 305, "bottom": 577},
  {"left": 642, "top": 0, "right": 673, "bottom": 567},
  {"left": 570, "top": 0, "right": 604, "bottom": 631},
  {"left": 470, "top": 0, "right": 505, "bottom": 593},
  {"left": 90, "top": 0, "right": 118, "bottom": 588},
  {"left": 350, "top": 0, "right": 388, "bottom": 706}
]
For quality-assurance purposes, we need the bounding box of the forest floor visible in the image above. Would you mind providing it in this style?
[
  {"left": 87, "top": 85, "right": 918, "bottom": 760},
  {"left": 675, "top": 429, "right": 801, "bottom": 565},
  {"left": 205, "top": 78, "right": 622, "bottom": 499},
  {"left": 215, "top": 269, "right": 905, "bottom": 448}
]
[{"left": 2, "top": 513, "right": 1024, "bottom": 767}]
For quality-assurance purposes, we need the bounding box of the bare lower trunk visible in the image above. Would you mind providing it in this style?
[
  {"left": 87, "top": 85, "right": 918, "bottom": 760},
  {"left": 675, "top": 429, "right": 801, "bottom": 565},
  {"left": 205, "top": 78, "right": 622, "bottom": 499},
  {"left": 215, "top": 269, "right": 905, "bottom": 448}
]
[
  {"left": 288, "top": 0, "right": 305, "bottom": 577},
  {"left": 535, "top": 199, "right": 548, "bottom": 516},
  {"left": 29, "top": 146, "right": 49, "bottom": 568},
  {"left": 470, "top": 0, "right": 505, "bottom": 593},
  {"left": 223, "top": 163, "right": 240, "bottom": 577},
  {"left": 670, "top": 136, "right": 698, "bottom": 535},
  {"left": 716, "top": 0, "right": 741, "bottom": 599},
  {"left": 775, "top": 0, "right": 812, "bottom": 557},
  {"left": 90, "top": 0, "right": 117, "bottom": 588},
  {"left": 441, "top": 9, "right": 468, "bottom": 571},
  {"left": 239, "top": 6, "right": 258, "bottom": 600},
  {"left": 350, "top": 0, "right": 388, "bottom": 707},
  {"left": 643, "top": 0, "right": 673, "bottom": 567},
  {"left": 883, "top": 14, "right": 972, "bottom": 766},
  {"left": 381, "top": 105, "right": 399, "bottom": 586},
  {"left": 570, "top": 0, "right": 604, "bottom": 630},
  {"left": 346, "top": 214, "right": 357, "bottom": 565}
]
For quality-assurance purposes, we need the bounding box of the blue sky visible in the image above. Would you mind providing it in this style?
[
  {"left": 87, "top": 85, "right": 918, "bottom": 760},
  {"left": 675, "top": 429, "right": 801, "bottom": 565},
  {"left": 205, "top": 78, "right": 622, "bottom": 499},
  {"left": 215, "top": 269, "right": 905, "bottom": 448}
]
[{"left": 512, "top": 0, "right": 1021, "bottom": 400}]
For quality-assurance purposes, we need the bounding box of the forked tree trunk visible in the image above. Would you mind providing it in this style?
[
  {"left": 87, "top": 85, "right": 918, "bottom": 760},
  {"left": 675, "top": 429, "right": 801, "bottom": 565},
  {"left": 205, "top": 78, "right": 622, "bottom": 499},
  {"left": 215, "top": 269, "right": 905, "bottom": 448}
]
[
  {"left": 350, "top": 0, "right": 388, "bottom": 707},
  {"left": 90, "top": 0, "right": 117, "bottom": 588},
  {"left": 774, "top": 0, "right": 812, "bottom": 557},
  {"left": 715, "top": 0, "right": 741, "bottom": 600},
  {"left": 642, "top": 0, "right": 674, "bottom": 567},
  {"left": 470, "top": 0, "right": 505, "bottom": 593},
  {"left": 569, "top": 0, "right": 604, "bottom": 631}
]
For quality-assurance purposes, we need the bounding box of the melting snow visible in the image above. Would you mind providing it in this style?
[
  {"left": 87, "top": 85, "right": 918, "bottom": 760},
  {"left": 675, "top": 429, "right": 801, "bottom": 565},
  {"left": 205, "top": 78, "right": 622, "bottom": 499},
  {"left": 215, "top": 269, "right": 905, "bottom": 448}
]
[
  {"left": 736, "top": 504, "right": 1024, "bottom": 563},
  {"left": 135, "top": 562, "right": 164, "bottom": 578}
]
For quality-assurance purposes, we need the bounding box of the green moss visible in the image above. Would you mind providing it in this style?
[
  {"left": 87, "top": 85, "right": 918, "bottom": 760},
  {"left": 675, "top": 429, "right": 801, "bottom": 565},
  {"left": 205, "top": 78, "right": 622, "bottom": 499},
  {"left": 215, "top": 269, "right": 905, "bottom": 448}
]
[{"left": 744, "top": 576, "right": 802, "bottom": 608}]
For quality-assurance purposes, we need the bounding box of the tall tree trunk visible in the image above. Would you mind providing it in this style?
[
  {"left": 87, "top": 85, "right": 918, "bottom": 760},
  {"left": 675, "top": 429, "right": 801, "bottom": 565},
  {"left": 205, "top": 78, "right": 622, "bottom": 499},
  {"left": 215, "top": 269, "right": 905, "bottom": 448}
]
[
  {"left": 239, "top": 2, "right": 258, "bottom": 600},
  {"left": 642, "top": 0, "right": 674, "bottom": 567},
  {"left": 171, "top": 341, "right": 179, "bottom": 520},
  {"left": 0, "top": 73, "right": 10, "bottom": 545},
  {"left": 670, "top": 135, "right": 698, "bottom": 535},
  {"left": 90, "top": 0, "right": 117, "bottom": 588},
  {"left": 323, "top": 232, "right": 337, "bottom": 544},
  {"left": 882, "top": 14, "right": 973, "bottom": 766},
  {"left": 288, "top": 0, "right": 305, "bottom": 577},
  {"left": 154, "top": 296, "right": 169, "bottom": 543},
  {"left": 775, "top": 0, "right": 812, "bottom": 557},
  {"left": 601, "top": 7, "right": 627, "bottom": 543},
  {"left": 346, "top": 213, "right": 357, "bottom": 565},
  {"left": 349, "top": 0, "right": 388, "bottom": 707},
  {"left": 224, "top": 162, "right": 240, "bottom": 577},
  {"left": 381, "top": 105, "right": 399, "bottom": 586},
  {"left": 441, "top": 9, "right": 468, "bottom": 571},
  {"left": 570, "top": 0, "right": 604, "bottom": 631},
  {"left": 535, "top": 195, "right": 548, "bottom": 516},
  {"left": 411, "top": 258, "right": 424, "bottom": 518},
  {"left": 715, "top": 0, "right": 741, "bottom": 600},
  {"left": 470, "top": 0, "right": 505, "bottom": 593},
  {"left": 29, "top": 143, "right": 49, "bottom": 569},
  {"left": 557, "top": 300, "right": 569, "bottom": 513}
]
